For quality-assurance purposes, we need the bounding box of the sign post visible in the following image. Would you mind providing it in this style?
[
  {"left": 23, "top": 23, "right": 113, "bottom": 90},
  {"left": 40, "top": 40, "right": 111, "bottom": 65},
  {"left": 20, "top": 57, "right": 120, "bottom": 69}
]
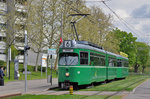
[
  {"left": 50, "top": 55, "right": 52, "bottom": 85},
  {"left": 14, "top": 58, "right": 19, "bottom": 80},
  {"left": 47, "top": 49, "right": 56, "bottom": 85}
]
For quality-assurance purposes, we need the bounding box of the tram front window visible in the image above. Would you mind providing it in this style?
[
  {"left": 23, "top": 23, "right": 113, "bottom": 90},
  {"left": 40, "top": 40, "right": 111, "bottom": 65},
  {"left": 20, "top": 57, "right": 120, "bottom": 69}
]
[{"left": 59, "top": 53, "right": 78, "bottom": 66}]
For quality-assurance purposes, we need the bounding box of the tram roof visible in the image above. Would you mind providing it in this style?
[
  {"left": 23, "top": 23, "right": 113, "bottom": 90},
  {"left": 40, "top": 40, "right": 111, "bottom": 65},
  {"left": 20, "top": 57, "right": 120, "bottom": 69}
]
[
  {"left": 60, "top": 40, "right": 128, "bottom": 59},
  {"left": 106, "top": 51, "right": 128, "bottom": 59},
  {"left": 116, "top": 54, "right": 128, "bottom": 60},
  {"left": 60, "top": 40, "right": 106, "bottom": 53}
]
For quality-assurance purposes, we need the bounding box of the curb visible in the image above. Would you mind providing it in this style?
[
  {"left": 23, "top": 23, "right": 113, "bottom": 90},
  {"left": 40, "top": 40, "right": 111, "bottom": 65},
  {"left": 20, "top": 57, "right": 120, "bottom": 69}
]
[{"left": 0, "top": 93, "right": 22, "bottom": 99}]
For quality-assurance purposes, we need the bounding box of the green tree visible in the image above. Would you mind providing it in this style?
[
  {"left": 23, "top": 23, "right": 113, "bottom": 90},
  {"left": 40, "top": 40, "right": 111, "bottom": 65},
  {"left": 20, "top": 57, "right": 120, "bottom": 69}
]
[
  {"left": 136, "top": 42, "right": 149, "bottom": 73},
  {"left": 11, "top": 45, "right": 18, "bottom": 61},
  {"left": 112, "top": 28, "right": 137, "bottom": 68}
]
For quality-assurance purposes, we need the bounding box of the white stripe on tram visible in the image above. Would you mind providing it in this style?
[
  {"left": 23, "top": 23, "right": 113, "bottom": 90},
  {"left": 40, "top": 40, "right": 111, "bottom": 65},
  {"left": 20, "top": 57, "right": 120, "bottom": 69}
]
[{"left": 59, "top": 66, "right": 128, "bottom": 68}]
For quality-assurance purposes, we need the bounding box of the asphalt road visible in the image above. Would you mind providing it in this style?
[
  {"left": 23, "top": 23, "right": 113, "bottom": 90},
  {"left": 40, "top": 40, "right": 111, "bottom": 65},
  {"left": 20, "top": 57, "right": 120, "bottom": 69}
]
[
  {"left": 0, "top": 78, "right": 58, "bottom": 96},
  {"left": 124, "top": 79, "right": 150, "bottom": 99}
]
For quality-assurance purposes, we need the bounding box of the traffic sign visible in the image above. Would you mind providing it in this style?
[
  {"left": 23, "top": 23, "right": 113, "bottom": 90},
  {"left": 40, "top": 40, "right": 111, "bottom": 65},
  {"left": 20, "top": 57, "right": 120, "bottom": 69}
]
[{"left": 48, "top": 49, "right": 56, "bottom": 55}]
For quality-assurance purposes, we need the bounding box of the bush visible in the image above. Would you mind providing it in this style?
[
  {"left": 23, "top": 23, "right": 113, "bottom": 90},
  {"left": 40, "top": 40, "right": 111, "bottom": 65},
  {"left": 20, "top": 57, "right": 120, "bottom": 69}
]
[
  {"left": 20, "top": 68, "right": 30, "bottom": 72},
  {"left": 0, "top": 60, "right": 5, "bottom": 66},
  {"left": 38, "top": 66, "right": 46, "bottom": 72},
  {"left": 11, "top": 45, "right": 19, "bottom": 61}
]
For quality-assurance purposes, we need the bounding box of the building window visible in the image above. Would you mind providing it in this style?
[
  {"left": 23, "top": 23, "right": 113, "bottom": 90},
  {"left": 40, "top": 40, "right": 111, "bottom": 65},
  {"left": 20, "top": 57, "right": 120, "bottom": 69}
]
[
  {"left": 80, "top": 52, "right": 88, "bottom": 65},
  {"left": 0, "top": 0, "right": 6, "bottom": 3},
  {"left": 0, "top": 37, "right": 6, "bottom": 41},
  {"left": 15, "top": 0, "right": 27, "bottom": 5},
  {"left": 18, "top": 50, "right": 24, "bottom": 55},
  {"left": 16, "top": 11, "right": 27, "bottom": 18},
  {"left": 15, "top": 37, "right": 24, "bottom": 43}
]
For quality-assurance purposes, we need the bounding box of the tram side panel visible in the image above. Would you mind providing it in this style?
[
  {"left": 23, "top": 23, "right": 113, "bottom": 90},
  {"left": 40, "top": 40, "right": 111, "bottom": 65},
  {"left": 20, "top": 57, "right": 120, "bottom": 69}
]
[
  {"left": 106, "top": 55, "right": 117, "bottom": 80},
  {"left": 90, "top": 51, "right": 107, "bottom": 83}
]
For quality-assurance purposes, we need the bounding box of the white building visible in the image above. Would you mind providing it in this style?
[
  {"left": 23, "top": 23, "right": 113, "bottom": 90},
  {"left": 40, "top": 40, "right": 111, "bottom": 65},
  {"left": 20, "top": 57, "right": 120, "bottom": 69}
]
[
  {"left": 0, "top": 0, "right": 27, "bottom": 62},
  {"left": 0, "top": 0, "right": 57, "bottom": 66}
]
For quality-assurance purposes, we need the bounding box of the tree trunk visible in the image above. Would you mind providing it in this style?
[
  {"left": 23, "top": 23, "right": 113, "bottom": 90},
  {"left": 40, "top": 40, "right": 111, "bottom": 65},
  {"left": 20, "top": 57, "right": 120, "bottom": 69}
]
[
  {"left": 54, "top": 54, "right": 58, "bottom": 70},
  {"left": 142, "top": 66, "right": 145, "bottom": 73},
  {"left": 134, "top": 64, "right": 139, "bottom": 73},
  {"left": 35, "top": 52, "right": 40, "bottom": 72},
  {"left": 54, "top": 44, "right": 60, "bottom": 70}
]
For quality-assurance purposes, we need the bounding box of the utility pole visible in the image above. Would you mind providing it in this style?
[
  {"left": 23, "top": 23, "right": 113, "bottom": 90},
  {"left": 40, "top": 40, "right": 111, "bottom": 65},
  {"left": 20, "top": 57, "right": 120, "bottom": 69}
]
[
  {"left": 24, "top": 30, "right": 30, "bottom": 92},
  {"left": 24, "top": 30, "right": 28, "bottom": 92}
]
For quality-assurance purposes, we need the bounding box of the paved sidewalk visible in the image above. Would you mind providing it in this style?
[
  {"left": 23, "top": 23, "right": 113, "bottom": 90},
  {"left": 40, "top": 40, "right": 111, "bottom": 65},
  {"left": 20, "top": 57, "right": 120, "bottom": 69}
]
[
  {"left": 124, "top": 79, "right": 150, "bottom": 99},
  {"left": 0, "top": 78, "right": 58, "bottom": 97}
]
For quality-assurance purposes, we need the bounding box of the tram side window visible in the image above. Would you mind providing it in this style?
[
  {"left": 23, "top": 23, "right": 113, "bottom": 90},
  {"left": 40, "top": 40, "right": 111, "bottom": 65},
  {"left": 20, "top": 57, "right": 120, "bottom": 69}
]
[
  {"left": 80, "top": 52, "right": 88, "bottom": 65},
  {"left": 109, "top": 58, "right": 117, "bottom": 67},
  {"left": 124, "top": 61, "right": 129, "bottom": 67},
  {"left": 117, "top": 59, "right": 122, "bottom": 67},
  {"left": 90, "top": 53, "right": 105, "bottom": 66}
]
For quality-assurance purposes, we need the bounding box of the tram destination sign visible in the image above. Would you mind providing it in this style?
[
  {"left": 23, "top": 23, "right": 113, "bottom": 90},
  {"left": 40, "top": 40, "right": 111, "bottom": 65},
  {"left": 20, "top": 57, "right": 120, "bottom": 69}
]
[{"left": 63, "top": 49, "right": 73, "bottom": 52}]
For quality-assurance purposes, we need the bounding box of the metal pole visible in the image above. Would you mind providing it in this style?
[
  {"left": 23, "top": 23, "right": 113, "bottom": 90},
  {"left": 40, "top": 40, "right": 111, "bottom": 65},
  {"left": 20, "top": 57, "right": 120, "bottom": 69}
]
[
  {"left": 41, "top": 58, "right": 42, "bottom": 77},
  {"left": 41, "top": 56, "right": 42, "bottom": 77},
  {"left": 72, "top": 22, "right": 79, "bottom": 41},
  {"left": 61, "top": 12, "right": 63, "bottom": 41},
  {"left": 8, "top": 47, "right": 10, "bottom": 80},
  {"left": 51, "top": 55, "right": 52, "bottom": 85},
  {"left": 24, "top": 30, "right": 28, "bottom": 92},
  {"left": 46, "top": 55, "right": 49, "bottom": 79},
  {"left": 7, "top": 48, "right": 9, "bottom": 77}
]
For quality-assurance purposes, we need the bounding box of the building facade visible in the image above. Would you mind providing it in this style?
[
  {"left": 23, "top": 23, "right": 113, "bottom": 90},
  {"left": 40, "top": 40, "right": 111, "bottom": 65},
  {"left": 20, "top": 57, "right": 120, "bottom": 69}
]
[
  {"left": 0, "top": 0, "right": 55, "bottom": 66},
  {"left": 0, "top": 0, "right": 27, "bottom": 62}
]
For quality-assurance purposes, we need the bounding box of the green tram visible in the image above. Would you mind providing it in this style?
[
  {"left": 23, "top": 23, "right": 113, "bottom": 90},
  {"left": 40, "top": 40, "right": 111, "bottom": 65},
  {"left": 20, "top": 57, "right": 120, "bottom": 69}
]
[{"left": 58, "top": 40, "right": 128, "bottom": 89}]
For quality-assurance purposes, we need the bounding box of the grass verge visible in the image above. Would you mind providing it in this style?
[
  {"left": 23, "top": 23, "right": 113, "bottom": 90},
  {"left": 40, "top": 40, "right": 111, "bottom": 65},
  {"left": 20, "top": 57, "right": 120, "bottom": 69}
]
[
  {"left": 81, "top": 74, "right": 149, "bottom": 91},
  {"left": 3, "top": 62, "right": 58, "bottom": 83},
  {"left": 6, "top": 94, "right": 122, "bottom": 99}
]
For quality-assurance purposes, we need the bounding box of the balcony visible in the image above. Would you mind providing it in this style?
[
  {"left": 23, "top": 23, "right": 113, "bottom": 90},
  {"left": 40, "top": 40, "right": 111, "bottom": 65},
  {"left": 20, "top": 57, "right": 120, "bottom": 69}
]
[
  {"left": 0, "top": 41, "right": 6, "bottom": 50},
  {"left": 0, "top": 31, "right": 6, "bottom": 37},
  {"left": 0, "top": 53, "right": 6, "bottom": 61},
  {"left": 0, "top": 15, "right": 6, "bottom": 24},
  {"left": 15, "top": 42, "right": 24, "bottom": 47},
  {"left": 15, "top": 3, "right": 27, "bottom": 12},
  {"left": 0, "top": 2, "right": 7, "bottom": 11},
  {"left": 16, "top": 55, "right": 24, "bottom": 63},
  {"left": 15, "top": 17, "right": 26, "bottom": 25}
]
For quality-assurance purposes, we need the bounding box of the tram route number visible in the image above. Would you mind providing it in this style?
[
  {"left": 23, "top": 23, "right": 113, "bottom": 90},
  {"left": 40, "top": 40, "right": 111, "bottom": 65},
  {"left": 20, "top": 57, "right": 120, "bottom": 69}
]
[{"left": 64, "top": 40, "right": 73, "bottom": 48}]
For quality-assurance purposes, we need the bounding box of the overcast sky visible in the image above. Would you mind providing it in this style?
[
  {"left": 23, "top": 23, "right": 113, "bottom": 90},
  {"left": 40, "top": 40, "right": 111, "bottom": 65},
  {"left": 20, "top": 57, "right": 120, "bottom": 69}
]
[{"left": 85, "top": 0, "right": 150, "bottom": 43}]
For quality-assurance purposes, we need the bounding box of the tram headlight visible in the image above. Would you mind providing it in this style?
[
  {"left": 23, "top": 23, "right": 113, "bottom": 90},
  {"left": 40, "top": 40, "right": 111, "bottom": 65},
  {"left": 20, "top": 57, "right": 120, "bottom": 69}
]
[{"left": 65, "top": 72, "right": 69, "bottom": 77}]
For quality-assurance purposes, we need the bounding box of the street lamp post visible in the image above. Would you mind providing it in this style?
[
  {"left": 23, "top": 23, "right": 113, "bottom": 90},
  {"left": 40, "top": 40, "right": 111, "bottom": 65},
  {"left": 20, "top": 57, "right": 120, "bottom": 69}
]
[
  {"left": 24, "top": 30, "right": 30, "bottom": 92},
  {"left": 24, "top": 30, "right": 28, "bottom": 92}
]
